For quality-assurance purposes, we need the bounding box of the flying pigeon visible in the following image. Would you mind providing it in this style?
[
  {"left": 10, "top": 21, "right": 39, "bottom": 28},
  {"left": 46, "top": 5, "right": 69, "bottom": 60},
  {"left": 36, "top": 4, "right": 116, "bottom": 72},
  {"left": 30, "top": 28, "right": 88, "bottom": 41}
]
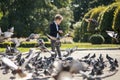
[
  {"left": 9, "top": 27, "right": 14, "bottom": 33},
  {"left": 106, "top": 31, "right": 119, "bottom": 42},
  {"left": 85, "top": 18, "right": 98, "bottom": 26},
  {"left": 1, "top": 57, "right": 26, "bottom": 77},
  {"left": 26, "top": 33, "right": 40, "bottom": 41}
]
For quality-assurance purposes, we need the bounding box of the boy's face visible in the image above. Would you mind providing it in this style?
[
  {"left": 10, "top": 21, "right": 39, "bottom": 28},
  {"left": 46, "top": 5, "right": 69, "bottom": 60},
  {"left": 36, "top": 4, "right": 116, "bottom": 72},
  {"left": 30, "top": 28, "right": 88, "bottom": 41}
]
[{"left": 56, "top": 19, "right": 62, "bottom": 25}]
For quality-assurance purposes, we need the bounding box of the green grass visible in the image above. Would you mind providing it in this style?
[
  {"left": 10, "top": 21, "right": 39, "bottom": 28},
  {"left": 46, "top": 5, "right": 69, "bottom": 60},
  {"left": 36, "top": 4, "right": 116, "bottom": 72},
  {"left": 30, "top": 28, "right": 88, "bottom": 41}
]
[
  {"left": 61, "top": 43, "right": 120, "bottom": 49},
  {"left": 0, "top": 43, "right": 120, "bottom": 52}
]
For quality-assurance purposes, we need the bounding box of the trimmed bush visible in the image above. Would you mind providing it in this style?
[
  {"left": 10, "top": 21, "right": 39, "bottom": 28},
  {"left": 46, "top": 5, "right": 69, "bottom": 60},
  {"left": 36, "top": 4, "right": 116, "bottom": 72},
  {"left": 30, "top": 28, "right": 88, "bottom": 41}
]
[
  {"left": 81, "top": 9, "right": 94, "bottom": 33},
  {"left": 98, "top": 3, "right": 119, "bottom": 31},
  {"left": 73, "top": 22, "right": 82, "bottom": 42},
  {"left": 112, "top": 6, "right": 120, "bottom": 32},
  {"left": 98, "top": 3, "right": 120, "bottom": 43},
  {"left": 89, "top": 34, "right": 105, "bottom": 44},
  {"left": 87, "top": 7, "right": 106, "bottom": 32},
  {"left": 0, "top": 42, "right": 51, "bottom": 48},
  {"left": 81, "top": 33, "right": 92, "bottom": 42}
]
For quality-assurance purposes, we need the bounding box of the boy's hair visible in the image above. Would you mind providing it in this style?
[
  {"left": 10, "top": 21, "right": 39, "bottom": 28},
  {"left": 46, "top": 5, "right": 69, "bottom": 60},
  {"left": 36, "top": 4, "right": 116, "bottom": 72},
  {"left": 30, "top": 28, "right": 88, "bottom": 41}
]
[{"left": 54, "top": 14, "right": 63, "bottom": 20}]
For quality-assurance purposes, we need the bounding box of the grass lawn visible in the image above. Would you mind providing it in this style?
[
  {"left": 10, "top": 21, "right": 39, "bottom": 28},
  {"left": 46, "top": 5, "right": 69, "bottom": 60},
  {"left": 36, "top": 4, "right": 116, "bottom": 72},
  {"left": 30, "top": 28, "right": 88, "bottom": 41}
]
[{"left": 0, "top": 43, "right": 120, "bottom": 52}]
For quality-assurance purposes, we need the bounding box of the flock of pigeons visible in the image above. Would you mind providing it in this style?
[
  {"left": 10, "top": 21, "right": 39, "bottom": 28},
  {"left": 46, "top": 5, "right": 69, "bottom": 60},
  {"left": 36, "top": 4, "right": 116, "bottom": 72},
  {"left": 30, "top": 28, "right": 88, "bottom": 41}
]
[
  {"left": 0, "top": 27, "right": 119, "bottom": 80},
  {"left": 0, "top": 47, "right": 119, "bottom": 80}
]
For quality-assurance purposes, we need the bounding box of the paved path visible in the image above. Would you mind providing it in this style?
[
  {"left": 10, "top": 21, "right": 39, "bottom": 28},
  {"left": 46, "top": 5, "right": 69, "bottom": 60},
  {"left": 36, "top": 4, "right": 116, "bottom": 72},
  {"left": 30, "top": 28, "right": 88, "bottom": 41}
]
[{"left": 0, "top": 49, "right": 120, "bottom": 80}]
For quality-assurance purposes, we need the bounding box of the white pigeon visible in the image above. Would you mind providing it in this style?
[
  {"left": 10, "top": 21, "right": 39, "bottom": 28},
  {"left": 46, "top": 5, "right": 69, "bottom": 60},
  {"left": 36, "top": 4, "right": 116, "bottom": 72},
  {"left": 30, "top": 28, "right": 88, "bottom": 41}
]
[
  {"left": 106, "top": 31, "right": 118, "bottom": 38},
  {"left": 106, "top": 31, "right": 119, "bottom": 42},
  {"left": 1, "top": 57, "right": 18, "bottom": 70},
  {"left": 0, "top": 27, "right": 3, "bottom": 36},
  {"left": 28, "top": 33, "right": 40, "bottom": 39},
  {"left": 1, "top": 57, "right": 33, "bottom": 79},
  {"left": 9, "top": 27, "right": 14, "bottom": 33},
  {"left": 4, "top": 31, "right": 14, "bottom": 38}
]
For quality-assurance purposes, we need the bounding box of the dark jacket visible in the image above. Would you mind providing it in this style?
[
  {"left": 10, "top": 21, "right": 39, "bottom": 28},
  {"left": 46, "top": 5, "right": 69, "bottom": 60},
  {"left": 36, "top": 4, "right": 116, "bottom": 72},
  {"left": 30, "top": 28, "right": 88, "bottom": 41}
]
[{"left": 49, "top": 22, "right": 61, "bottom": 37}]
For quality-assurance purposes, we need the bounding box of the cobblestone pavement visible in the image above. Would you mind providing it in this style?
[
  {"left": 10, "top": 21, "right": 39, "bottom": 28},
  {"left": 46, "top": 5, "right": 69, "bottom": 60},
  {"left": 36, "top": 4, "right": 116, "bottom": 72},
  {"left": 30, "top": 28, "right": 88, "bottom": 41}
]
[{"left": 0, "top": 49, "right": 120, "bottom": 80}]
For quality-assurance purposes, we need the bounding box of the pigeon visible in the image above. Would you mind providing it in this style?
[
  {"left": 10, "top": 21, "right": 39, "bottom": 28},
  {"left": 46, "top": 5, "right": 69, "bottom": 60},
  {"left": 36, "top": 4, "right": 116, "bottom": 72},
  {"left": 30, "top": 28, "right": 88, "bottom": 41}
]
[
  {"left": 3, "top": 27, "right": 14, "bottom": 39},
  {"left": 15, "top": 53, "right": 22, "bottom": 63},
  {"left": 90, "top": 53, "right": 96, "bottom": 59},
  {"left": 5, "top": 45, "right": 12, "bottom": 53},
  {"left": 22, "top": 49, "right": 35, "bottom": 69},
  {"left": 106, "top": 54, "right": 113, "bottom": 60},
  {"left": 11, "top": 38, "right": 21, "bottom": 47},
  {"left": 25, "top": 49, "right": 34, "bottom": 58},
  {"left": 1, "top": 57, "right": 26, "bottom": 77},
  {"left": 9, "top": 27, "right": 14, "bottom": 33},
  {"left": 89, "top": 69, "right": 95, "bottom": 76},
  {"left": 106, "top": 31, "right": 118, "bottom": 38},
  {"left": 18, "top": 58, "right": 25, "bottom": 66},
  {"left": 99, "top": 54, "right": 103, "bottom": 62},
  {"left": 43, "top": 69, "right": 51, "bottom": 76},
  {"left": 82, "top": 53, "right": 90, "bottom": 59},
  {"left": 26, "top": 33, "right": 40, "bottom": 41},
  {"left": 114, "top": 59, "right": 119, "bottom": 67},
  {"left": 63, "top": 46, "right": 77, "bottom": 57},
  {"left": 85, "top": 18, "right": 98, "bottom": 26},
  {"left": 106, "top": 31, "right": 119, "bottom": 42}
]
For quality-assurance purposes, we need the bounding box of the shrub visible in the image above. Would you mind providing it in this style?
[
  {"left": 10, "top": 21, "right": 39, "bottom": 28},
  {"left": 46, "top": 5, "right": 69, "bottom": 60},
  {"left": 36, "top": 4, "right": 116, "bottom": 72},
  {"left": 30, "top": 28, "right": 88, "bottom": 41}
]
[
  {"left": 40, "top": 36, "right": 49, "bottom": 42},
  {"left": 81, "top": 9, "right": 94, "bottom": 33},
  {"left": 73, "top": 22, "right": 82, "bottom": 42},
  {"left": 81, "top": 33, "right": 92, "bottom": 42},
  {"left": 89, "top": 34, "right": 105, "bottom": 44},
  {"left": 87, "top": 7, "right": 106, "bottom": 32},
  {"left": 98, "top": 3, "right": 119, "bottom": 31},
  {"left": 112, "top": 6, "right": 120, "bottom": 32},
  {"left": 0, "top": 42, "right": 51, "bottom": 48},
  {"left": 98, "top": 3, "right": 120, "bottom": 43}
]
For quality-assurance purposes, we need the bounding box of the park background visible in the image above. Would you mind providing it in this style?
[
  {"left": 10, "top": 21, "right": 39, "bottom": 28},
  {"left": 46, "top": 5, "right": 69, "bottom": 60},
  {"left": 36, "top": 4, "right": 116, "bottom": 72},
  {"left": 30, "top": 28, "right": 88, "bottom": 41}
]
[{"left": 0, "top": 0, "right": 120, "bottom": 52}]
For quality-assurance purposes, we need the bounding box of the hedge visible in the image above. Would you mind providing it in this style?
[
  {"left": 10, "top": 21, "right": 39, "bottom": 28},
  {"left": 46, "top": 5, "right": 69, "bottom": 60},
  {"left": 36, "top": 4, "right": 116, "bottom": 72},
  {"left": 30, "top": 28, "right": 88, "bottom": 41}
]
[
  {"left": 80, "top": 2, "right": 120, "bottom": 44},
  {"left": 98, "top": 3, "right": 119, "bottom": 31},
  {"left": 89, "top": 34, "right": 105, "bottom": 44},
  {"left": 98, "top": 3, "right": 120, "bottom": 43},
  {"left": 0, "top": 42, "right": 51, "bottom": 48},
  {"left": 81, "top": 9, "right": 94, "bottom": 33},
  {"left": 87, "top": 7, "right": 106, "bottom": 33},
  {"left": 112, "top": 6, "right": 120, "bottom": 32}
]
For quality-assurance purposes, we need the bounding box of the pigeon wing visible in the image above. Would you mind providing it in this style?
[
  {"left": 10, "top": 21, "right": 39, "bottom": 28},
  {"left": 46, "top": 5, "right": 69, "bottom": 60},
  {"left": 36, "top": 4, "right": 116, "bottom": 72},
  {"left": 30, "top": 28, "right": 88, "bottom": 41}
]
[
  {"left": 106, "top": 31, "right": 116, "bottom": 38},
  {"left": 10, "top": 27, "right": 14, "bottom": 32},
  {"left": 1, "top": 57, "right": 18, "bottom": 70}
]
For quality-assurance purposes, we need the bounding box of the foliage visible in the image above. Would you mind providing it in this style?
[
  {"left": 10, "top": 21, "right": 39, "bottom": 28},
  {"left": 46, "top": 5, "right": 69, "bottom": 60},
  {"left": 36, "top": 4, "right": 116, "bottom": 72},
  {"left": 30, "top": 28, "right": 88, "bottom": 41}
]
[
  {"left": 0, "top": 0, "right": 119, "bottom": 44},
  {"left": 112, "top": 6, "right": 120, "bottom": 32},
  {"left": 73, "top": 22, "right": 82, "bottom": 42},
  {"left": 98, "top": 3, "right": 119, "bottom": 43},
  {"left": 98, "top": 3, "right": 119, "bottom": 31},
  {"left": 51, "top": 0, "right": 72, "bottom": 8},
  {"left": 49, "top": 8, "right": 73, "bottom": 34},
  {"left": 0, "top": 42, "right": 51, "bottom": 48},
  {"left": 89, "top": 34, "right": 105, "bottom": 44},
  {"left": 72, "top": 0, "right": 116, "bottom": 21},
  {"left": 40, "top": 36, "right": 49, "bottom": 42},
  {"left": 79, "top": 2, "right": 120, "bottom": 43},
  {"left": 87, "top": 7, "right": 106, "bottom": 32}
]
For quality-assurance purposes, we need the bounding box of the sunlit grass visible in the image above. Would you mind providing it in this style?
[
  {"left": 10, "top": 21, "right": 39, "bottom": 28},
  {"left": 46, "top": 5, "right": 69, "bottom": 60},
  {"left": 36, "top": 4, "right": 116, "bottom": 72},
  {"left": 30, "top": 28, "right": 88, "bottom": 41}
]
[
  {"left": 0, "top": 43, "right": 120, "bottom": 53},
  {"left": 61, "top": 43, "right": 120, "bottom": 49}
]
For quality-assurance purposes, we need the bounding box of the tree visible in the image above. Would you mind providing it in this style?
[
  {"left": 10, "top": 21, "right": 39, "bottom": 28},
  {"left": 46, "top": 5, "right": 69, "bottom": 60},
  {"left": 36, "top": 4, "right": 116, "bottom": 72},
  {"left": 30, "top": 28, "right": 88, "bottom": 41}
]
[{"left": 71, "top": 0, "right": 116, "bottom": 21}]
